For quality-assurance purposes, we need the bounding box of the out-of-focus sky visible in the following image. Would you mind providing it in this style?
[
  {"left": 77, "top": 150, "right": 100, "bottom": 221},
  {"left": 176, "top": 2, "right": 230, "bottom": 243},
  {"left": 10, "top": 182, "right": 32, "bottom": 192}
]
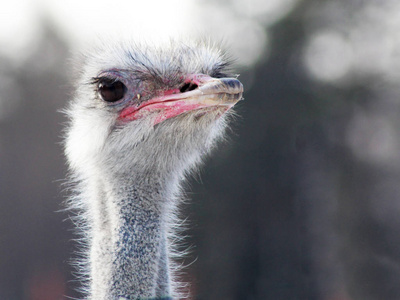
[{"left": 0, "top": 0, "right": 297, "bottom": 68}]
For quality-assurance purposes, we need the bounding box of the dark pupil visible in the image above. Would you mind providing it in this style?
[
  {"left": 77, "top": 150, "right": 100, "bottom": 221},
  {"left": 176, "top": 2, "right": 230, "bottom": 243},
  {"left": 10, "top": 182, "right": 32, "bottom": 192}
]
[{"left": 98, "top": 80, "right": 126, "bottom": 102}]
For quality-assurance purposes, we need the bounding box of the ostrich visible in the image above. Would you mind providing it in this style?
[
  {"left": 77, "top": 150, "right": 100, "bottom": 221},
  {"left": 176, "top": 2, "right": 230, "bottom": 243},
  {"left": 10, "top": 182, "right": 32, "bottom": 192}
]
[{"left": 64, "top": 39, "right": 243, "bottom": 300}]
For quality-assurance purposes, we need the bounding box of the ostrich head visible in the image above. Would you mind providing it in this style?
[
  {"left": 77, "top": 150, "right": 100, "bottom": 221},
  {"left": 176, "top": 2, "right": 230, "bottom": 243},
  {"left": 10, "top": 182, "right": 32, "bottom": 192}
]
[
  {"left": 66, "top": 41, "right": 242, "bottom": 180},
  {"left": 64, "top": 40, "right": 243, "bottom": 300}
]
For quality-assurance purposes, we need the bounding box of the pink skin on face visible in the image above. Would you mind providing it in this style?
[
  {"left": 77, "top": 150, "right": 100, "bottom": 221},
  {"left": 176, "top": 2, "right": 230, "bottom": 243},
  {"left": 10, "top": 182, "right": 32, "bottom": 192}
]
[
  {"left": 118, "top": 74, "right": 234, "bottom": 125},
  {"left": 120, "top": 97, "right": 230, "bottom": 125}
]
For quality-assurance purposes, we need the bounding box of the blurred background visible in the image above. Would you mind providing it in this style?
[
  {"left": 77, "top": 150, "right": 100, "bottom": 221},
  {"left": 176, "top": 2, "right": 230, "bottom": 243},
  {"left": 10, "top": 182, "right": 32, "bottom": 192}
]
[{"left": 2, "top": 0, "right": 400, "bottom": 299}]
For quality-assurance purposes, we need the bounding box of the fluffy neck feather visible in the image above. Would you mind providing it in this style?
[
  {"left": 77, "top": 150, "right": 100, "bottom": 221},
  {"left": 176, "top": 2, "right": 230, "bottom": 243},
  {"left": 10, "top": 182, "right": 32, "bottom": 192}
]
[{"left": 89, "top": 174, "right": 172, "bottom": 299}]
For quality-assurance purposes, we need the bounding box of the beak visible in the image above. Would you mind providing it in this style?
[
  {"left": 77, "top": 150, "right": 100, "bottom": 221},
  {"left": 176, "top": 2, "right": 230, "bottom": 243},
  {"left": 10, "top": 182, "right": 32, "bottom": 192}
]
[
  {"left": 119, "top": 75, "right": 243, "bottom": 124},
  {"left": 187, "top": 76, "right": 243, "bottom": 106}
]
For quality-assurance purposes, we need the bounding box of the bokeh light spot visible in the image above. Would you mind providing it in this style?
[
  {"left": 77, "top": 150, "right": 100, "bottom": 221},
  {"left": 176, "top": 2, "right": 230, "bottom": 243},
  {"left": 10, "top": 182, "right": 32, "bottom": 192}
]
[{"left": 303, "top": 30, "right": 353, "bottom": 83}]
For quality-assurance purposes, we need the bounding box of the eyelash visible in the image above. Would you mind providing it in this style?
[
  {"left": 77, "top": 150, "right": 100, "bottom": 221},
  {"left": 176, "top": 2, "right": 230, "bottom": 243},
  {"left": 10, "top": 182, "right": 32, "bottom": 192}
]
[{"left": 89, "top": 76, "right": 117, "bottom": 85}]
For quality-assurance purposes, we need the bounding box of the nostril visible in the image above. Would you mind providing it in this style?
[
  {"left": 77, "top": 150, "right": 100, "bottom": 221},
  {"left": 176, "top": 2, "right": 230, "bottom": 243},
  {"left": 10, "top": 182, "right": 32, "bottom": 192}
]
[{"left": 180, "top": 82, "right": 198, "bottom": 93}]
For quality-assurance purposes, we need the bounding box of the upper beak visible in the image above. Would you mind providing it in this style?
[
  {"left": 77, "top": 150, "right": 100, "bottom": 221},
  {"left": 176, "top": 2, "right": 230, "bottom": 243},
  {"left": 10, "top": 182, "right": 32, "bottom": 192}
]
[{"left": 187, "top": 76, "right": 243, "bottom": 105}]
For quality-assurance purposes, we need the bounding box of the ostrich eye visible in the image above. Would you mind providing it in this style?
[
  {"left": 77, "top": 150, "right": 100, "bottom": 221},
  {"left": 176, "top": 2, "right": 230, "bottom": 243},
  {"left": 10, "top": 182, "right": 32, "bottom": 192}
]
[{"left": 98, "top": 80, "right": 127, "bottom": 103}]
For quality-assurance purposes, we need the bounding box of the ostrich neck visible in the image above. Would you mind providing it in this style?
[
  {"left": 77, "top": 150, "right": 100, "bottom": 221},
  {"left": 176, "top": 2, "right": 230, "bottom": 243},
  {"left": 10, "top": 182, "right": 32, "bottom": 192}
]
[{"left": 88, "top": 169, "right": 177, "bottom": 300}]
